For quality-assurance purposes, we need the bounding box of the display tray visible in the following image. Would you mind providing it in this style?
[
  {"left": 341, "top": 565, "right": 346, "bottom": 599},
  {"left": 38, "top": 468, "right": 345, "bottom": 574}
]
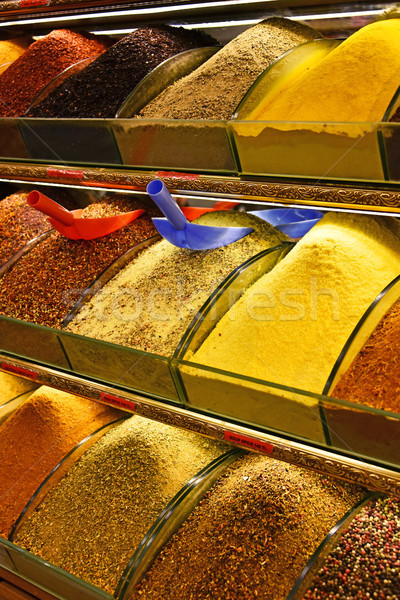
[{"left": 0, "top": 117, "right": 397, "bottom": 183}]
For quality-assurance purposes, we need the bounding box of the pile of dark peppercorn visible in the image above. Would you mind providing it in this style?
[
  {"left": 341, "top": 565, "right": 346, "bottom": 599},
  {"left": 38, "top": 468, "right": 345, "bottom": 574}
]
[{"left": 28, "top": 26, "right": 217, "bottom": 118}]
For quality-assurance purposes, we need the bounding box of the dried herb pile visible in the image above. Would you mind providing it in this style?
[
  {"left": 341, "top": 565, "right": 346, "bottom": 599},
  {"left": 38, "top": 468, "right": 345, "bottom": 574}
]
[
  {"left": 14, "top": 415, "right": 230, "bottom": 594},
  {"left": 302, "top": 496, "right": 400, "bottom": 599},
  {"left": 130, "top": 454, "right": 364, "bottom": 600},
  {"left": 0, "top": 194, "right": 159, "bottom": 328},
  {"left": 0, "top": 386, "right": 121, "bottom": 537},
  {"left": 0, "top": 29, "right": 110, "bottom": 117},
  {"left": 66, "top": 211, "right": 287, "bottom": 356},
  {"left": 0, "top": 191, "right": 51, "bottom": 266},
  {"left": 28, "top": 26, "right": 217, "bottom": 118},
  {"left": 139, "top": 18, "right": 320, "bottom": 120}
]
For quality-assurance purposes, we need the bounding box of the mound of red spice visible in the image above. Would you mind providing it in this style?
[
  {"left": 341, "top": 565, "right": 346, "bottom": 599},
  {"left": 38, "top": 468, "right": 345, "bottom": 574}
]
[{"left": 0, "top": 29, "right": 111, "bottom": 117}]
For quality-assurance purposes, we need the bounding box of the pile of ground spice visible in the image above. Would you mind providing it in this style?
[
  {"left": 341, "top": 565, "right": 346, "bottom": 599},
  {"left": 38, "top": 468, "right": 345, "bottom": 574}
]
[
  {"left": 0, "top": 191, "right": 52, "bottom": 266},
  {"left": 0, "top": 36, "right": 32, "bottom": 73},
  {"left": 0, "top": 194, "right": 159, "bottom": 328},
  {"left": 14, "top": 415, "right": 230, "bottom": 594},
  {"left": 139, "top": 18, "right": 320, "bottom": 120},
  {"left": 332, "top": 297, "right": 400, "bottom": 413},
  {"left": 28, "top": 26, "right": 217, "bottom": 118},
  {"left": 0, "top": 29, "right": 110, "bottom": 117},
  {"left": 0, "top": 385, "right": 121, "bottom": 538},
  {"left": 66, "top": 211, "right": 288, "bottom": 356},
  {"left": 189, "top": 213, "right": 400, "bottom": 394},
  {"left": 302, "top": 496, "right": 400, "bottom": 599},
  {"left": 0, "top": 372, "right": 37, "bottom": 405},
  {"left": 130, "top": 454, "right": 364, "bottom": 600},
  {"left": 249, "top": 19, "right": 400, "bottom": 123}
]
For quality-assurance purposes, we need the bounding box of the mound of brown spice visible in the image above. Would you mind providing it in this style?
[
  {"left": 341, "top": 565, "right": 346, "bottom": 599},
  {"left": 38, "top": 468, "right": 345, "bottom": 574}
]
[
  {"left": 130, "top": 454, "right": 365, "bottom": 600},
  {"left": 139, "top": 18, "right": 320, "bottom": 120},
  {"left": 0, "top": 385, "right": 122, "bottom": 538}
]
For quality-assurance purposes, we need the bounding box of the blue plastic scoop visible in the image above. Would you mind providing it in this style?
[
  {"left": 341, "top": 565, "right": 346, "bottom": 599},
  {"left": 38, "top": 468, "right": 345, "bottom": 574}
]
[
  {"left": 249, "top": 208, "right": 323, "bottom": 238},
  {"left": 147, "top": 180, "right": 253, "bottom": 250}
]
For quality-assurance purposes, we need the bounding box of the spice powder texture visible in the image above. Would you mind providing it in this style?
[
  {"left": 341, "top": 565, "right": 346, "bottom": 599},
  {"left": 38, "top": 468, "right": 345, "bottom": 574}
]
[
  {"left": 250, "top": 19, "right": 400, "bottom": 123},
  {"left": 0, "top": 194, "right": 158, "bottom": 328},
  {"left": 189, "top": 212, "right": 400, "bottom": 394},
  {"left": 138, "top": 17, "right": 320, "bottom": 120},
  {"left": 302, "top": 496, "right": 400, "bottom": 599},
  {"left": 130, "top": 453, "right": 365, "bottom": 600},
  {"left": 0, "top": 36, "right": 32, "bottom": 74},
  {"left": 0, "top": 190, "right": 52, "bottom": 266},
  {"left": 14, "top": 415, "right": 231, "bottom": 594},
  {"left": 0, "top": 386, "right": 121, "bottom": 538},
  {"left": 0, "top": 29, "right": 110, "bottom": 117},
  {"left": 65, "top": 211, "right": 288, "bottom": 356},
  {"left": 28, "top": 25, "right": 217, "bottom": 118},
  {"left": 332, "top": 297, "right": 400, "bottom": 413}
]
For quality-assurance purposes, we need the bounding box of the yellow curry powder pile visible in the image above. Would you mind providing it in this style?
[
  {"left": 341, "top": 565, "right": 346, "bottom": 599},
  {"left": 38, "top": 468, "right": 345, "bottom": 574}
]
[
  {"left": 190, "top": 213, "right": 400, "bottom": 394},
  {"left": 249, "top": 19, "right": 400, "bottom": 123},
  {"left": 0, "top": 36, "right": 32, "bottom": 74},
  {"left": 333, "top": 296, "right": 400, "bottom": 413},
  {"left": 0, "top": 386, "right": 121, "bottom": 537}
]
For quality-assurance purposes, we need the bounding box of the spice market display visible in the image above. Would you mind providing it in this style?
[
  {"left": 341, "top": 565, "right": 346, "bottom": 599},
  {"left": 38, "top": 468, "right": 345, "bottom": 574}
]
[{"left": 0, "top": 3, "right": 400, "bottom": 600}]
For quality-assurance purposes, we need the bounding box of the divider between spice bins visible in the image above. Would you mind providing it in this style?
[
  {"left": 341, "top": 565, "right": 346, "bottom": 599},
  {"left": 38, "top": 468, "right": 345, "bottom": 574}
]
[
  {"left": 0, "top": 389, "right": 36, "bottom": 426},
  {"left": 169, "top": 242, "right": 333, "bottom": 446},
  {"left": 228, "top": 37, "right": 393, "bottom": 184},
  {"left": 319, "top": 273, "right": 400, "bottom": 469},
  {"left": 0, "top": 418, "right": 127, "bottom": 600},
  {"left": 0, "top": 230, "right": 52, "bottom": 278},
  {"left": 380, "top": 83, "right": 400, "bottom": 182},
  {"left": 286, "top": 491, "right": 381, "bottom": 600},
  {"left": 116, "top": 448, "right": 243, "bottom": 600}
]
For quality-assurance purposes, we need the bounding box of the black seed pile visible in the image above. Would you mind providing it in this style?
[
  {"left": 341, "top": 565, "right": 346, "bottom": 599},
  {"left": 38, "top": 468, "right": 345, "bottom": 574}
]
[{"left": 28, "top": 26, "right": 217, "bottom": 118}]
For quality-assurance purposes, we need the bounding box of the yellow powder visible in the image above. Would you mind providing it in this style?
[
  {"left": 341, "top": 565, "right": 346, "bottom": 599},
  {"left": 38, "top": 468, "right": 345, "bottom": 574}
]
[
  {"left": 0, "top": 37, "right": 32, "bottom": 74},
  {"left": 0, "top": 372, "right": 37, "bottom": 405},
  {"left": 189, "top": 213, "right": 400, "bottom": 394},
  {"left": 249, "top": 19, "right": 400, "bottom": 123}
]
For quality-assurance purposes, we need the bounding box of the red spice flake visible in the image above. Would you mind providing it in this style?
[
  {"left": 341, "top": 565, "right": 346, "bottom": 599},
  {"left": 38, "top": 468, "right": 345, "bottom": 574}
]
[
  {"left": 0, "top": 190, "right": 52, "bottom": 266},
  {"left": 0, "top": 194, "right": 159, "bottom": 328},
  {"left": 333, "top": 298, "right": 400, "bottom": 413},
  {"left": 0, "top": 29, "right": 111, "bottom": 117}
]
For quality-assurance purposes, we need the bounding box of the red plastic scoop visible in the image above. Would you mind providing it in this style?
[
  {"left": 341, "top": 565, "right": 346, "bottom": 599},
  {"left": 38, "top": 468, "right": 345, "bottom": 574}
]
[{"left": 27, "top": 191, "right": 145, "bottom": 240}]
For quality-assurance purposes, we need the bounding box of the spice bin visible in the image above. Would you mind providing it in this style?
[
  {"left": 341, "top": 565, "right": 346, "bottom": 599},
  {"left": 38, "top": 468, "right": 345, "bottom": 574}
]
[
  {"left": 0, "top": 372, "right": 37, "bottom": 425},
  {"left": 229, "top": 37, "right": 389, "bottom": 182},
  {"left": 287, "top": 492, "right": 380, "bottom": 600},
  {"left": 321, "top": 273, "right": 400, "bottom": 466},
  {"left": 380, "top": 84, "right": 400, "bottom": 181}
]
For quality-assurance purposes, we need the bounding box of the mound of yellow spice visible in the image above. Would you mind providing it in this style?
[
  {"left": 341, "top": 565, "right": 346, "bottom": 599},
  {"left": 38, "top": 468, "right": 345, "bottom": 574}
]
[
  {"left": 249, "top": 19, "right": 400, "bottom": 123},
  {"left": 189, "top": 213, "right": 400, "bottom": 394}
]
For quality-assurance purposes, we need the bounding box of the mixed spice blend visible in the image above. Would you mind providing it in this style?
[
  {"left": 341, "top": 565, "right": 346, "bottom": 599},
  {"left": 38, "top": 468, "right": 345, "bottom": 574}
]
[
  {"left": 139, "top": 18, "right": 320, "bottom": 120},
  {"left": 14, "top": 415, "right": 230, "bottom": 593},
  {"left": 0, "top": 29, "right": 110, "bottom": 117},
  {"left": 0, "top": 190, "right": 52, "bottom": 266},
  {"left": 189, "top": 213, "right": 400, "bottom": 394},
  {"left": 248, "top": 19, "right": 400, "bottom": 123},
  {"left": 302, "top": 496, "right": 400, "bottom": 599},
  {"left": 333, "top": 296, "right": 400, "bottom": 413},
  {"left": 0, "top": 194, "right": 159, "bottom": 328},
  {"left": 0, "top": 386, "right": 121, "bottom": 537},
  {"left": 66, "top": 211, "right": 288, "bottom": 356},
  {"left": 28, "top": 25, "right": 217, "bottom": 118},
  {"left": 130, "top": 454, "right": 364, "bottom": 600}
]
